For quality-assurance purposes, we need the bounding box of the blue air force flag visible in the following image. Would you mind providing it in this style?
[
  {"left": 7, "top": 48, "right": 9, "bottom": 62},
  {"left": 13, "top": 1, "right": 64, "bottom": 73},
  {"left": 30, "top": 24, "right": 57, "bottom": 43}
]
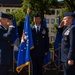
[{"left": 16, "top": 13, "right": 34, "bottom": 73}]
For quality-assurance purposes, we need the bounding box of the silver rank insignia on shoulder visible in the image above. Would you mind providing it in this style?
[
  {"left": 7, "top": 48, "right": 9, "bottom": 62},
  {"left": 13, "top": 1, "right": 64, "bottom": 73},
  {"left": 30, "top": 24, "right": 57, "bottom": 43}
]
[
  {"left": 42, "top": 29, "right": 46, "bottom": 34},
  {"left": 64, "top": 30, "right": 70, "bottom": 35}
]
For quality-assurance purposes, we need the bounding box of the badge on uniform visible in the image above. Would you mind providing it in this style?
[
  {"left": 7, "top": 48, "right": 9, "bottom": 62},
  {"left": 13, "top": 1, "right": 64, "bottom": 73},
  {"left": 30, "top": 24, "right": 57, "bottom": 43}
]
[
  {"left": 64, "top": 30, "right": 70, "bottom": 35},
  {"left": 64, "top": 37, "right": 67, "bottom": 40},
  {"left": 42, "top": 29, "right": 46, "bottom": 34}
]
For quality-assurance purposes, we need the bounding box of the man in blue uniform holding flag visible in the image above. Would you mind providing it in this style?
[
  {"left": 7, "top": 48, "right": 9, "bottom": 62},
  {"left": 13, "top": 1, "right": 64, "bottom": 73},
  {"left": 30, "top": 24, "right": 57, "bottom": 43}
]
[
  {"left": 0, "top": 12, "right": 15, "bottom": 75},
  {"left": 57, "top": 12, "right": 75, "bottom": 75},
  {"left": 31, "top": 13, "right": 49, "bottom": 75}
]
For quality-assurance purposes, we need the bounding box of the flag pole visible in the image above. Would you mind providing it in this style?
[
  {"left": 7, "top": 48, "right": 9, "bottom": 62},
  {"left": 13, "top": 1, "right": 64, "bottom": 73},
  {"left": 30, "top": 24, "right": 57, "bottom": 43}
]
[
  {"left": 28, "top": 63, "right": 30, "bottom": 75},
  {"left": 27, "top": 7, "right": 30, "bottom": 75}
]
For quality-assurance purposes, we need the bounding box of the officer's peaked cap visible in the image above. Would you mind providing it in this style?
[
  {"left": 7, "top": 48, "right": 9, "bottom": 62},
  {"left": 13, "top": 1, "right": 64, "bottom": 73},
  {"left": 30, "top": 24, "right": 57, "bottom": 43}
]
[
  {"left": 63, "top": 12, "right": 75, "bottom": 18},
  {"left": 0, "top": 12, "right": 13, "bottom": 20},
  {"left": 34, "top": 13, "right": 40, "bottom": 17}
]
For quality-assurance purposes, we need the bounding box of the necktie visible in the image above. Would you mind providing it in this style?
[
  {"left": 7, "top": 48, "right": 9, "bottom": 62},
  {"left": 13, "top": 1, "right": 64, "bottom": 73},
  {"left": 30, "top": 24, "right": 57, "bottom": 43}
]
[{"left": 37, "top": 26, "right": 39, "bottom": 33}]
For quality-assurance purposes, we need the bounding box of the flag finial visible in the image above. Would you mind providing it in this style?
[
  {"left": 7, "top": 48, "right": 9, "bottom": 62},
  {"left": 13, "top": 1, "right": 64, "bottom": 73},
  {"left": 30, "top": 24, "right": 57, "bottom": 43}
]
[
  {"left": 27, "top": 8, "right": 30, "bottom": 14},
  {"left": 44, "top": 11, "right": 46, "bottom": 17}
]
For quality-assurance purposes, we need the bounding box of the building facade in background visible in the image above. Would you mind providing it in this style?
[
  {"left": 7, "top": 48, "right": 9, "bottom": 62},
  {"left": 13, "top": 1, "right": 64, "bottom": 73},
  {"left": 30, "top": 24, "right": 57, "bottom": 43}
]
[
  {"left": 46, "top": 9, "right": 60, "bottom": 43},
  {"left": 0, "top": 0, "right": 22, "bottom": 12}
]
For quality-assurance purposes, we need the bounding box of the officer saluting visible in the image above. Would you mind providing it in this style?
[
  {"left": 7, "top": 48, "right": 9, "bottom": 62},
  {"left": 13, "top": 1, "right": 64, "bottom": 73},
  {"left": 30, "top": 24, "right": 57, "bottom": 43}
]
[
  {"left": 0, "top": 12, "right": 15, "bottom": 75},
  {"left": 31, "top": 13, "right": 49, "bottom": 75},
  {"left": 57, "top": 12, "right": 75, "bottom": 75}
]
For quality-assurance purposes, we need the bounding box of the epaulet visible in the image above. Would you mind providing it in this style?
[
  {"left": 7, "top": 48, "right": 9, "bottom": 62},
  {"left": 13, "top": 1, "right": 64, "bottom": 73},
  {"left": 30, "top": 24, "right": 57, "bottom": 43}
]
[
  {"left": 68, "top": 25, "right": 75, "bottom": 31},
  {"left": 71, "top": 25, "right": 75, "bottom": 29}
]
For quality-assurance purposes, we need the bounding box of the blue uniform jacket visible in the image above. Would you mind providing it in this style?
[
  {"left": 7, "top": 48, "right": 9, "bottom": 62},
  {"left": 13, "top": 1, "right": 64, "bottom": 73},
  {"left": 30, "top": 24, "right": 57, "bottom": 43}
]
[
  {"left": 57, "top": 25, "right": 75, "bottom": 62},
  {"left": 0, "top": 25, "right": 15, "bottom": 65},
  {"left": 31, "top": 25, "right": 49, "bottom": 56}
]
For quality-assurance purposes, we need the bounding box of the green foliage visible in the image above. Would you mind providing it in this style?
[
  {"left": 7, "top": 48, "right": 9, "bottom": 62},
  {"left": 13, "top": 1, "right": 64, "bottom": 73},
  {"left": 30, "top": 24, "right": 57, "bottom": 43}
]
[
  {"left": 64, "top": 0, "right": 75, "bottom": 12},
  {"left": 22, "top": 0, "right": 60, "bottom": 23},
  {"left": 51, "top": 23, "right": 57, "bottom": 34},
  {"left": 59, "top": 7, "right": 69, "bottom": 19},
  {"left": 11, "top": 9, "right": 25, "bottom": 26}
]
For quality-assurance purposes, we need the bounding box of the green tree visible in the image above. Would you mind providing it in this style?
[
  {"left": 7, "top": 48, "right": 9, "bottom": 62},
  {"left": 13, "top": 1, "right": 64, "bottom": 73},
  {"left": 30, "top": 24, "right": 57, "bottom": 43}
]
[
  {"left": 64, "top": 0, "right": 75, "bottom": 12},
  {"left": 11, "top": 9, "right": 25, "bottom": 26},
  {"left": 58, "top": 0, "right": 75, "bottom": 12},
  {"left": 22, "top": 0, "right": 60, "bottom": 23}
]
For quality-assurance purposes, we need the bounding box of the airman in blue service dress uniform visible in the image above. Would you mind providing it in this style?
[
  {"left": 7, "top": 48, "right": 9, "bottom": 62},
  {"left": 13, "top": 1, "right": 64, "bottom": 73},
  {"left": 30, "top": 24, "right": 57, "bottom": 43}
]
[
  {"left": 57, "top": 12, "right": 75, "bottom": 75},
  {"left": 31, "top": 13, "right": 49, "bottom": 75},
  {"left": 0, "top": 12, "right": 15, "bottom": 75}
]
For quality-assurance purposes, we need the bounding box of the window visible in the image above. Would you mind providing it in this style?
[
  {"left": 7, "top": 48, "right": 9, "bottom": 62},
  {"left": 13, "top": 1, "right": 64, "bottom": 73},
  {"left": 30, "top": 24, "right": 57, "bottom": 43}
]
[
  {"left": 12, "top": 9, "right": 16, "bottom": 12},
  {"left": 56, "top": 10, "right": 60, "bottom": 15},
  {"left": 6, "top": 9, "right": 10, "bottom": 12},
  {"left": 46, "top": 19, "right": 49, "bottom": 24},
  {"left": 51, "top": 19, "right": 55, "bottom": 24}
]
